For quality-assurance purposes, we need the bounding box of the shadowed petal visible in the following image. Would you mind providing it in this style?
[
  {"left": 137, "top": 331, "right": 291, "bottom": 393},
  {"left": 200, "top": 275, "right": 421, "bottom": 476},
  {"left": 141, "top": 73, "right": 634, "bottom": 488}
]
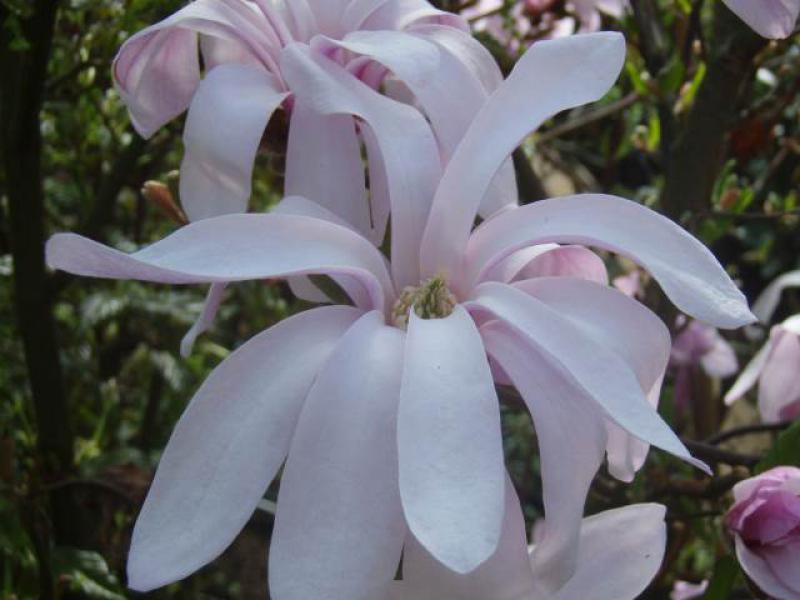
[
  {"left": 420, "top": 32, "right": 625, "bottom": 280},
  {"left": 735, "top": 536, "right": 800, "bottom": 598},
  {"left": 127, "top": 305, "right": 362, "bottom": 591},
  {"left": 398, "top": 306, "right": 505, "bottom": 573},
  {"left": 180, "top": 64, "right": 287, "bottom": 221},
  {"left": 466, "top": 195, "right": 755, "bottom": 328},
  {"left": 483, "top": 322, "right": 606, "bottom": 593},
  {"left": 752, "top": 269, "right": 800, "bottom": 323},
  {"left": 723, "top": 0, "right": 800, "bottom": 39},
  {"left": 280, "top": 43, "right": 441, "bottom": 289},
  {"left": 269, "top": 311, "right": 406, "bottom": 600}
]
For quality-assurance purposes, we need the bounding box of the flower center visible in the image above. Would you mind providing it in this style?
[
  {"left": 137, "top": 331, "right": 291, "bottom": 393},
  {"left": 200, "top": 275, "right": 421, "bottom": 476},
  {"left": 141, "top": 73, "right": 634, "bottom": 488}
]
[{"left": 391, "top": 276, "right": 458, "bottom": 329}]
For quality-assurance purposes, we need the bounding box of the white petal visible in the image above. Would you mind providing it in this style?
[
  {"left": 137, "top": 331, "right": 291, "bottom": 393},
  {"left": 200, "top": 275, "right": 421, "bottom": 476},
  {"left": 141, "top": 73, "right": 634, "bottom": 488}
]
[
  {"left": 546, "top": 504, "right": 667, "bottom": 600},
  {"left": 420, "top": 32, "right": 626, "bottom": 281},
  {"left": 399, "top": 475, "right": 535, "bottom": 600},
  {"left": 285, "top": 101, "right": 373, "bottom": 238},
  {"left": 466, "top": 195, "right": 755, "bottom": 328},
  {"left": 752, "top": 269, "right": 800, "bottom": 323},
  {"left": 127, "top": 306, "right": 362, "bottom": 591},
  {"left": 180, "top": 65, "right": 287, "bottom": 221},
  {"left": 180, "top": 282, "right": 227, "bottom": 358},
  {"left": 398, "top": 305, "right": 505, "bottom": 573},
  {"left": 483, "top": 322, "right": 606, "bottom": 593},
  {"left": 280, "top": 43, "right": 441, "bottom": 289},
  {"left": 46, "top": 213, "right": 394, "bottom": 313},
  {"left": 467, "top": 283, "right": 708, "bottom": 472},
  {"left": 723, "top": 0, "right": 800, "bottom": 39},
  {"left": 724, "top": 338, "right": 774, "bottom": 405},
  {"left": 269, "top": 312, "right": 406, "bottom": 600}
]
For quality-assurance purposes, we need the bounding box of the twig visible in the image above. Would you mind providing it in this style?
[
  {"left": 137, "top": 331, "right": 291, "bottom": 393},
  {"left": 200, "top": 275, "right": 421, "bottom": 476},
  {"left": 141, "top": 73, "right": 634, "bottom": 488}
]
[
  {"left": 682, "top": 439, "right": 761, "bottom": 468},
  {"left": 535, "top": 93, "right": 640, "bottom": 145},
  {"left": 706, "top": 421, "right": 792, "bottom": 445}
]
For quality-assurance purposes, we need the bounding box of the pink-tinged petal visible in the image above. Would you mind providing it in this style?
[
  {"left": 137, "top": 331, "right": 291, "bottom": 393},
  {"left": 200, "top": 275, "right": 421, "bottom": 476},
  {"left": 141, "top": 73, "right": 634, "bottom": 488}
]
[
  {"left": 761, "top": 541, "right": 800, "bottom": 592},
  {"left": 725, "top": 338, "right": 773, "bottom": 406},
  {"left": 484, "top": 244, "right": 560, "bottom": 283},
  {"left": 671, "top": 580, "right": 709, "bottom": 600},
  {"left": 277, "top": 0, "right": 318, "bottom": 42},
  {"left": 46, "top": 213, "right": 394, "bottom": 312},
  {"left": 700, "top": 334, "right": 738, "bottom": 378},
  {"left": 269, "top": 312, "right": 406, "bottom": 600},
  {"left": 420, "top": 32, "right": 625, "bottom": 281},
  {"left": 723, "top": 0, "right": 800, "bottom": 39},
  {"left": 752, "top": 269, "right": 800, "bottom": 323},
  {"left": 483, "top": 323, "right": 606, "bottom": 593},
  {"left": 399, "top": 475, "right": 535, "bottom": 600},
  {"left": 126, "top": 306, "right": 362, "bottom": 591},
  {"left": 180, "top": 283, "right": 227, "bottom": 358},
  {"left": 199, "top": 35, "right": 262, "bottom": 71},
  {"left": 360, "top": 0, "right": 469, "bottom": 31},
  {"left": 305, "top": 0, "right": 356, "bottom": 38},
  {"left": 546, "top": 504, "right": 667, "bottom": 600},
  {"left": 280, "top": 43, "right": 441, "bottom": 289},
  {"left": 285, "top": 102, "right": 374, "bottom": 239},
  {"left": 734, "top": 536, "right": 800, "bottom": 599},
  {"left": 758, "top": 327, "right": 800, "bottom": 423},
  {"left": 465, "top": 195, "right": 755, "bottom": 329},
  {"left": 180, "top": 65, "right": 287, "bottom": 221},
  {"left": 514, "top": 245, "right": 608, "bottom": 284},
  {"left": 613, "top": 270, "right": 642, "bottom": 298},
  {"left": 397, "top": 305, "right": 505, "bottom": 573},
  {"left": 513, "top": 277, "right": 670, "bottom": 482},
  {"left": 467, "top": 283, "right": 708, "bottom": 473},
  {"left": 113, "top": 0, "right": 280, "bottom": 138},
  {"left": 362, "top": 125, "right": 392, "bottom": 246}
]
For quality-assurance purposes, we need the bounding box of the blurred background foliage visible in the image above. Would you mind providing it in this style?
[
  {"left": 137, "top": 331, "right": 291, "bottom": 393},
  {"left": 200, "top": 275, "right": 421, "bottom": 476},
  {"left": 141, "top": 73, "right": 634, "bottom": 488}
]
[{"left": 1, "top": 0, "right": 799, "bottom": 598}]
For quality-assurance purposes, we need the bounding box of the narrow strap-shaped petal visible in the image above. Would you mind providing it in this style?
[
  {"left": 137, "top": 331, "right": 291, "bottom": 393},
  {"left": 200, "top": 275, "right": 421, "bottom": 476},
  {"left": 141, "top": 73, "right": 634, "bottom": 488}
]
[
  {"left": 180, "top": 64, "right": 288, "bottom": 221},
  {"left": 420, "top": 32, "right": 625, "bottom": 282},
  {"left": 280, "top": 43, "right": 441, "bottom": 289},
  {"left": 758, "top": 327, "right": 800, "bottom": 423},
  {"left": 398, "top": 474, "right": 535, "bottom": 600},
  {"left": 722, "top": 0, "right": 800, "bottom": 39},
  {"left": 752, "top": 269, "right": 800, "bottom": 323},
  {"left": 483, "top": 322, "right": 606, "bottom": 593},
  {"left": 466, "top": 282, "right": 708, "bottom": 473},
  {"left": 180, "top": 282, "right": 227, "bottom": 358},
  {"left": 513, "top": 277, "right": 670, "bottom": 482},
  {"left": 466, "top": 195, "right": 755, "bottom": 328},
  {"left": 724, "top": 337, "right": 774, "bottom": 406},
  {"left": 359, "top": 0, "right": 469, "bottom": 31},
  {"left": 46, "top": 213, "right": 394, "bottom": 312},
  {"left": 285, "top": 101, "right": 373, "bottom": 237},
  {"left": 547, "top": 504, "right": 667, "bottom": 600},
  {"left": 113, "top": 0, "right": 280, "bottom": 138},
  {"left": 126, "top": 305, "right": 363, "bottom": 591},
  {"left": 397, "top": 305, "right": 505, "bottom": 573},
  {"left": 269, "top": 311, "right": 406, "bottom": 600}
]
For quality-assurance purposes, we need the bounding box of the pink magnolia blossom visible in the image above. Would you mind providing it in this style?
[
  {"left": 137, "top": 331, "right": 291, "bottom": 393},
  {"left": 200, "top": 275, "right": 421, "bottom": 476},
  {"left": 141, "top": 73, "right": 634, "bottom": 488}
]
[
  {"left": 726, "top": 270, "right": 800, "bottom": 423},
  {"left": 391, "top": 481, "right": 667, "bottom": 599},
  {"left": 47, "top": 33, "right": 754, "bottom": 597},
  {"left": 723, "top": 0, "right": 800, "bottom": 39},
  {"left": 670, "top": 316, "right": 738, "bottom": 412},
  {"left": 116, "top": 0, "right": 517, "bottom": 227},
  {"left": 725, "top": 467, "right": 800, "bottom": 599},
  {"left": 671, "top": 579, "right": 709, "bottom": 600}
]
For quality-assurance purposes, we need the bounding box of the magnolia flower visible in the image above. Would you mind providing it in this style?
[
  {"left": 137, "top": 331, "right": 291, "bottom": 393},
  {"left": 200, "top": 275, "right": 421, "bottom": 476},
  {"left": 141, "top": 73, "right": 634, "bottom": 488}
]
[
  {"left": 670, "top": 316, "right": 738, "bottom": 413},
  {"left": 116, "top": 0, "right": 517, "bottom": 227},
  {"left": 726, "top": 270, "right": 800, "bottom": 422},
  {"left": 391, "top": 479, "right": 668, "bottom": 599},
  {"left": 723, "top": 0, "right": 800, "bottom": 39},
  {"left": 48, "top": 33, "right": 753, "bottom": 597},
  {"left": 725, "top": 467, "right": 800, "bottom": 599}
]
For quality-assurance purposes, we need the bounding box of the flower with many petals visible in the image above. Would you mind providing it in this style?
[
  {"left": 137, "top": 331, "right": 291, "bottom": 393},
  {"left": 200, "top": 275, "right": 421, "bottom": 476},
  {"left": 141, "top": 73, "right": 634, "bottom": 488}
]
[
  {"left": 725, "top": 466, "right": 800, "bottom": 599},
  {"left": 116, "top": 0, "right": 517, "bottom": 228},
  {"left": 726, "top": 270, "right": 800, "bottom": 423},
  {"left": 48, "top": 32, "right": 753, "bottom": 598}
]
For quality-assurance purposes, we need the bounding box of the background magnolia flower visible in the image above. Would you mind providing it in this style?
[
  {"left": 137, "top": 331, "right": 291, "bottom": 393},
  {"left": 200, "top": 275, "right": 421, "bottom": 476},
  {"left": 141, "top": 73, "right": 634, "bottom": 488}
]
[
  {"left": 390, "top": 480, "right": 667, "bottom": 600},
  {"left": 726, "top": 269, "right": 800, "bottom": 422},
  {"left": 46, "top": 32, "right": 755, "bottom": 598},
  {"left": 670, "top": 316, "right": 738, "bottom": 413},
  {"left": 725, "top": 467, "right": 800, "bottom": 598},
  {"left": 116, "top": 0, "right": 517, "bottom": 229},
  {"left": 723, "top": 0, "right": 800, "bottom": 39}
]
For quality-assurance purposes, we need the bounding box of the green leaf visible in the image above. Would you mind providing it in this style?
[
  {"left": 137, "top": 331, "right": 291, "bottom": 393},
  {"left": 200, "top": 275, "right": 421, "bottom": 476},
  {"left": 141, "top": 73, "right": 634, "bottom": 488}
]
[
  {"left": 756, "top": 421, "right": 800, "bottom": 473},
  {"left": 52, "top": 547, "right": 126, "bottom": 600},
  {"left": 701, "top": 555, "right": 739, "bottom": 600}
]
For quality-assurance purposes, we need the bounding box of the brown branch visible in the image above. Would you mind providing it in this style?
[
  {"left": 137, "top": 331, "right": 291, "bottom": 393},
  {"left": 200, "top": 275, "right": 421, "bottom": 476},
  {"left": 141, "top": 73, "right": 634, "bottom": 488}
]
[
  {"left": 706, "top": 421, "right": 793, "bottom": 445},
  {"left": 682, "top": 439, "right": 761, "bottom": 468}
]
